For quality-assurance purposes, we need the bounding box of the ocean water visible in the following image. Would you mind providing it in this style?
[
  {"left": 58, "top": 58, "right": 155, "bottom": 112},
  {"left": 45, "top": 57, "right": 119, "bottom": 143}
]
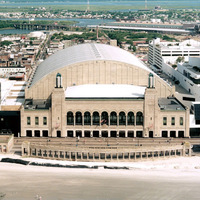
[{"left": 1, "top": 0, "right": 200, "bottom": 9}]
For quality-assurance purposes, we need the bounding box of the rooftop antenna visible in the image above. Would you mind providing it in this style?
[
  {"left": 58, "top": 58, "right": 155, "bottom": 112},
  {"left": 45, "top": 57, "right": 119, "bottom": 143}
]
[
  {"left": 145, "top": 0, "right": 147, "bottom": 9},
  {"left": 87, "top": 0, "right": 90, "bottom": 12}
]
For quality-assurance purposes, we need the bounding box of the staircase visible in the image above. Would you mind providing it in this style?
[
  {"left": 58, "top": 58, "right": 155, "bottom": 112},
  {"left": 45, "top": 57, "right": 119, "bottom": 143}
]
[{"left": 10, "top": 143, "right": 22, "bottom": 155}]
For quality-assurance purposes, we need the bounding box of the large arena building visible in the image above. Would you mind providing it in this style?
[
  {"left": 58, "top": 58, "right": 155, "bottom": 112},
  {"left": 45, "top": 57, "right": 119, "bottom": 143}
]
[{"left": 20, "top": 43, "right": 189, "bottom": 138}]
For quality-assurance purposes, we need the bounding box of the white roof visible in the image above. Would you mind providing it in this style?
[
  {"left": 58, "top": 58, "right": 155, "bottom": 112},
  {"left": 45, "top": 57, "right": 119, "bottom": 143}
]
[
  {"left": 0, "top": 78, "right": 26, "bottom": 106},
  {"left": 65, "top": 84, "right": 146, "bottom": 98},
  {"left": 30, "top": 43, "right": 151, "bottom": 87}
]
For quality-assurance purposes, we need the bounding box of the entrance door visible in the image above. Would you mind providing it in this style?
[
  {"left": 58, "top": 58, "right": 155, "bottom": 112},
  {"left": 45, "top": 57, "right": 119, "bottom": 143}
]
[
  {"left": 149, "top": 131, "right": 153, "bottom": 138},
  {"left": 57, "top": 130, "right": 61, "bottom": 137}
]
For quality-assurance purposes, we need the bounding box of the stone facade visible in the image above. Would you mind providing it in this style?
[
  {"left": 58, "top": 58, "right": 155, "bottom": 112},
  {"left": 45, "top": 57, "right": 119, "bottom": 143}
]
[
  {"left": 21, "top": 86, "right": 189, "bottom": 138},
  {"left": 21, "top": 43, "right": 189, "bottom": 138}
]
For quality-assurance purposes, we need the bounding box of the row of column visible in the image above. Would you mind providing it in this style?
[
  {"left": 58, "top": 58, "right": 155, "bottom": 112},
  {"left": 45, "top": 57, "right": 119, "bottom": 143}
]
[
  {"left": 67, "top": 130, "right": 142, "bottom": 138},
  {"left": 29, "top": 148, "right": 184, "bottom": 161}
]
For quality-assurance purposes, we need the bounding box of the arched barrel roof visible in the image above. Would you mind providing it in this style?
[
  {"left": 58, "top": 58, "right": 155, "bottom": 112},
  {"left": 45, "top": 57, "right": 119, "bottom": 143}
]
[{"left": 30, "top": 43, "right": 151, "bottom": 87}]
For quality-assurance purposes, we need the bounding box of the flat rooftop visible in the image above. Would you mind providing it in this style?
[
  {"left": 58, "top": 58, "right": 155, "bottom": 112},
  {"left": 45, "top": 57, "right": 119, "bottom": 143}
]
[
  {"left": 0, "top": 78, "right": 26, "bottom": 107},
  {"left": 182, "top": 63, "right": 200, "bottom": 76},
  {"left": 158, "top": 97, "right": 185, "bottom": 111},
  {"left": 65, "top": 84, "right": 146, "bottom": 99}
]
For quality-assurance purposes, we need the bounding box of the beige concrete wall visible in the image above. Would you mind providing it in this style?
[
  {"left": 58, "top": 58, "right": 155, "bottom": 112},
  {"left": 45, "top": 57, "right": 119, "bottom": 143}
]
[
  {"left": 143, "top": 88, "right": 160, "bottom": 137},
  {"left": 25, "top": 60, "right": 173, "bottom": 100},
  {"left": 21, "top": 107, "right": 51, "bottom": 137},
  {"left": 21, "top": 87, "right": 189, "bottom": 138},
  {"left": 158, "top": 110, "right": 189, "bottom": 137}
]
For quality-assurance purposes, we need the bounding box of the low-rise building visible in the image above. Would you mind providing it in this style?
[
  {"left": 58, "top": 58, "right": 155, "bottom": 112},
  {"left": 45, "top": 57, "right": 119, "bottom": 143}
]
[{"left": 148, "top": 38, "right": 200, "bottom": 69}]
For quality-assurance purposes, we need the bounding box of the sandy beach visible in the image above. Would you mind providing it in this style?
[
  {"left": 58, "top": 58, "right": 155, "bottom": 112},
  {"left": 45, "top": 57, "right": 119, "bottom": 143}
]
[{"left": 0, "top": 155, "right": 200, "bottom": 200}]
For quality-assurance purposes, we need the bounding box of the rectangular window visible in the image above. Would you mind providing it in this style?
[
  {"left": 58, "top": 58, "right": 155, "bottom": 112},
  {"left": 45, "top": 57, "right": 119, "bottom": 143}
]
[
  {"left": 171, "top": 117, "right": 175, "bottom": 126},
  {"left": 163, "top": 117, "right": 167, "bottom": 125},
  {"left": 43, "top": 117, "right": 47, "bottom": 125},
  {"left": 180, "top": 117, "right": 183, "bottom": 126},
  {"left": 27, "top": 117, "right": 31, "bottom": 125},
  {"left": 35, "top": 117, "right": 39, "bottom": 125}
]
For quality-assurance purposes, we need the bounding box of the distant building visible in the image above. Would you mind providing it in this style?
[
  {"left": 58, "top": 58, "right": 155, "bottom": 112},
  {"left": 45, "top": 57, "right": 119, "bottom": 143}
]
[
  {"left": 148, "top": 38, "right": 200, "bottom": 136},
  {"left": 0, "top": 78, "right": 26, "bottom": 135},
  {"left": 0, "top": 66, "right": 25, "bottom": 77},
  {"left": 176, "top": 57, "right": 200, "bottom": 100},
  {"left": 148, "top": 38, "right": 200, "bottom": 69}
]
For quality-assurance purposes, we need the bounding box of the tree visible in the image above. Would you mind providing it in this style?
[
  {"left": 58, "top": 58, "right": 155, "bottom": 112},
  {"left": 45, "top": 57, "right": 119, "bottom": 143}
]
[
  {"left": 0, "top": 41, "right": 13, "bottom": 47},
  {"left": 176, "top": 57, "right": 184, "bottom": 63}
]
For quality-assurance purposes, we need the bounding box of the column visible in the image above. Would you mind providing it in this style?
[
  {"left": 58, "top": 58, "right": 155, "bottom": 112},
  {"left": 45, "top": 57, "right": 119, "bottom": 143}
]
[
  {"left": 146, "top": 151, "right": 148, "bottom": 159},
  {"left": 73, "top": 130, "right": 75, "bottom": 137},
  {"left": 128, "top": 152, "right": 131, "bottom": 160},
  {"left": 58, "top": 151, "right": 61, "bottom": 159},
  {"left": 117, "top": 115, "right": 119, "bottom": 126},
  {"left": 82, "top": 131, "right": 85, "bottom": 138},
  {"left": 90, "top": 131, "right": 93, "bottom": 138},
  {"left": 167, "top": 131, "right": 170, "bottom": 138},
  {"left": 140, "top": 152, "right": 142, "bottom": 159},
  {"left": 93, "top": 153, "right": 95, "bottom": 160},
  {"left": 81, "top": 152, "right": 83, "bottom": 160},
  {"left": 133, "top": 131, "right": 136, "bottom": 138},
  {"left": 189, "top": 148, "right": 191, "bottom": 157},
  {"left": 99, "top": 131, "right": 102, "bottom": 137},
  {"left": 180, "top": 149, "right": 183, "bottom": 156},
  {"left": 46, "top": 151, "right": 50, "bottom": 158},
  {"left": 108, "top": 131, "right": 111, "bottom": 138},
  {"left": 175, "top": 149, "right": 176, "bottom": 157},
  {"left": 152, "top": 151, "right": 154, "bottom": 159},
  {"left": 176, "top": 131, "right": 178, "bottom": 138},
  {"left": 125, "top": 130, "right": 128, "bottom": 138},
  {"left": 69, "top": 152, "right": 71, "bottom": 160},
  {"left": 134, "top": 152, "right": 136, "bottom": 160}
]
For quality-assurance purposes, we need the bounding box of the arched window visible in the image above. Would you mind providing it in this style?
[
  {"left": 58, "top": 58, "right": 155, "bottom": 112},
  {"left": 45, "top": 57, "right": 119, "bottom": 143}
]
[
  {"left": 136, "top": 112, "right": 143, "bottom": 125},
  {"left": 84, "top": 112, "right": 91, "bottom": 125},
  {"left": 119, "top": 112, "right": 126, "bottom": 126},
  {"left": 101, "top": 111, "right": 108, "bottom": 125},
  {"left": 75, "top": 112, "right": 82, "bottom": 125},
  {"left": 110, "top": 111, "right": 117, "bottom": 125},
  {"left": 128, "top": 112, "right": 134, "bottom": 125},
  {"left": 93, "top": 112, "right": 100, "bottom": 125},
  {"left": 67, "top": 112, "right": 74, "bottom": 125}
]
